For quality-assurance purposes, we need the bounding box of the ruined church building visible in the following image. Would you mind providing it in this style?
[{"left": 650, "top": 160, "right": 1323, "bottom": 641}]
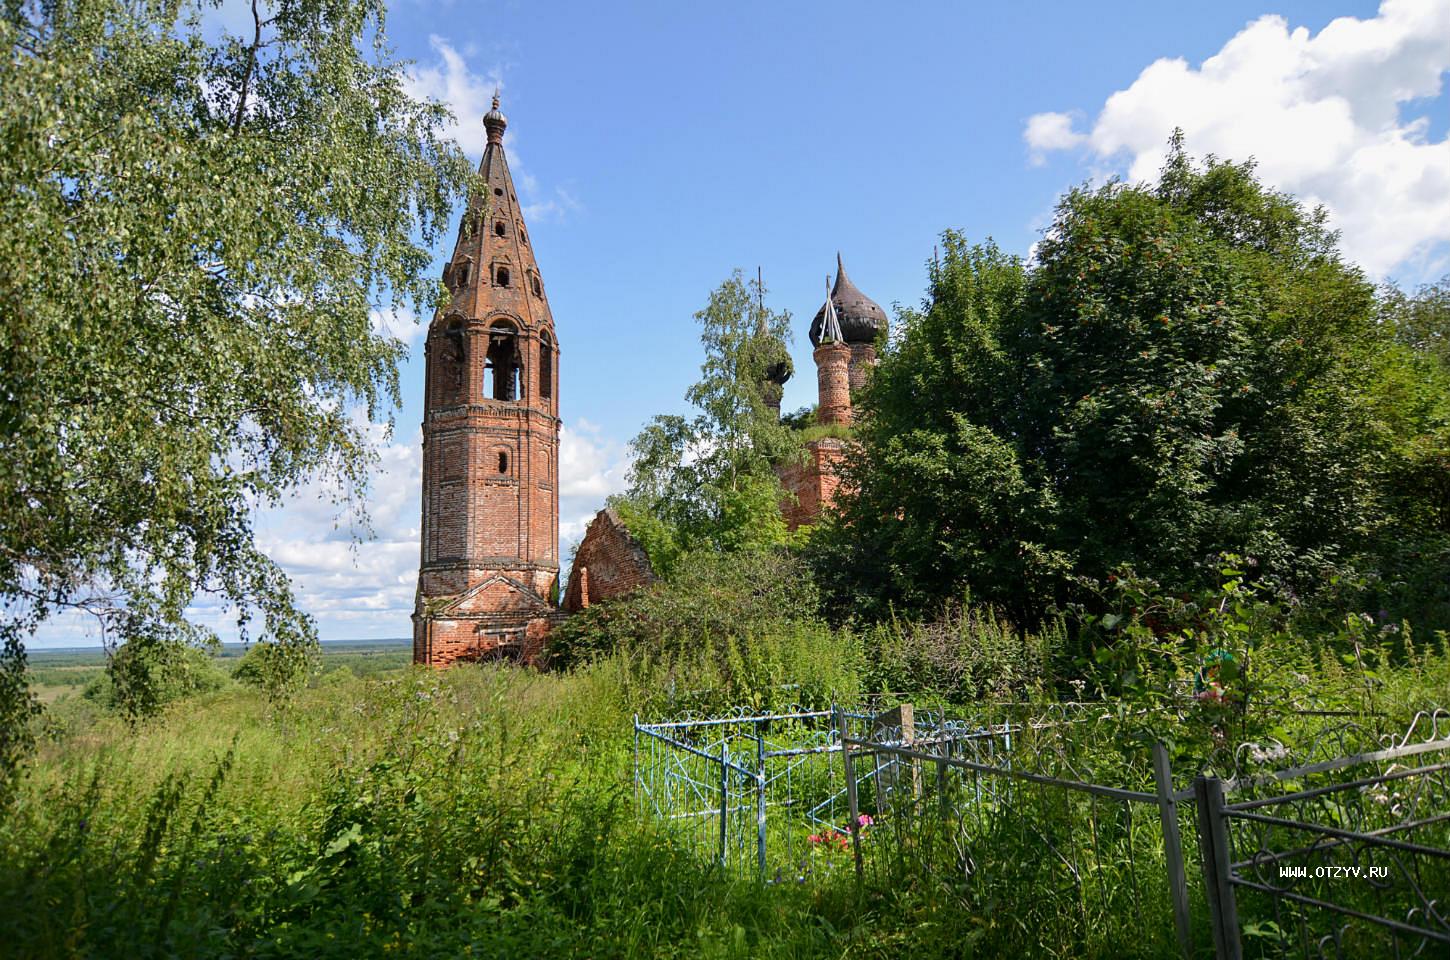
[{"left": 413, "top": 101, "right": 885, "bottom": 666}]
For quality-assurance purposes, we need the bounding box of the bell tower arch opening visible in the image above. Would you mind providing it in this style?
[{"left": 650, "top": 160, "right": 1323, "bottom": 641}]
[{"left": 484, "top": 321, "right": 522, "bottom": 401}]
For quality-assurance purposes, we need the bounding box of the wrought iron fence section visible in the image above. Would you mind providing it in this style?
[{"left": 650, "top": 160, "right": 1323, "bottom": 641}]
[{"left": 1199, "top": 714, "right": 1450, "bottom": 960}]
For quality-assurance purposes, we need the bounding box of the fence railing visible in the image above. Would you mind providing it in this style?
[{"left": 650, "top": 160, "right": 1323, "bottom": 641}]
[
  {"left": 634, "top": 707, "right": 904, "bottom": 881},
  {"left": 1199, "top": 710, "right": 1450, "bottom": 959},
  {"left": 635, "top": 703, "right": 1450, "bottom": 959}
]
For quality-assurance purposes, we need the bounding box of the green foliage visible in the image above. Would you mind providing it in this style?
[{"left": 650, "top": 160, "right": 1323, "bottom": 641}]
[
  {"left": 821, "top": 135, "right": 1447, "bottom": 629},
  {"left": 0, "top": 0, "right": 472, "bottom": 772},
  {"left": 232, "top": 639, "right": 320, "bottom": 705},
  {"left": 861, "top": 603, "right": 1062, "bottom": 703},
  {"left": 778, "top": 405, "right": 817, "bottom": 430},
  {"left": 605, "top": 495, "right": 685, "bottom": 577},
  {"left": 795, "top": 422, "right": 853, "bottom": 443},
  {"left": 1382, "top": 273, "right": 1450, "bottom": 378},
  {"left": 3, "top": 636, "right": 1447, "bottom": 958},
  {"left": 0, "top": 667, "right": 854, "bottom": 959},
  {"left": 547, "top": 550, "right": 858, "bottom": 712},
  {"left": 624, "top": 271, "right": 800, "bottom": 555},
  {"left": 0, "top": 637, "right": 39, "bottom": 808},
  {"left": 86, "top": 637, "right": 231, "bottom": 722}
]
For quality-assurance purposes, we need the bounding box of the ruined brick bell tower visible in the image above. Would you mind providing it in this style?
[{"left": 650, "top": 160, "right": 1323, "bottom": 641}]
[{"left": 413, "top": 95, "right": 562, "bottom": 666}]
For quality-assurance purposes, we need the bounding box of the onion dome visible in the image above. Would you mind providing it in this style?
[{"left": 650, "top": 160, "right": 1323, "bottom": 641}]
[
  {"left": 809, "top": 253, "right": 887, "bottom": 347},
  {"left": 763, "top": 342, "right": 793, "bottom": 386},
  {"left": 483, "top": 91, "right": 507, "bottom": 145}
]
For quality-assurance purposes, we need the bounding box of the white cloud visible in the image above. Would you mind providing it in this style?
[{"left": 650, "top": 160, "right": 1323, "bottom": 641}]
[
  {"left": 559, "top": 418, "right": 629, "bottom": 499},
  {"left": 523, "top": 187, "right": 584, "bottom": 224},
  {"left": 370, "top": 305, "right": 425, "bottom": 348},
  {"left": 404, "top": 35, "right": 500, "bottom": 156},
  {"left": 1024, "top": 111, "right": 1086, "bottom": 164},
  {"left": 1024, "top": 0, "right": 1450, "bottom": 277},
  {"left": 30, "top": 410, "right": 637, "bottom": 645},
  {"left": 403, "top": 37, "right": 582, "bottom": 225},
  {"left": 243, "top": 418, "right": 423, "bottom": 636}
]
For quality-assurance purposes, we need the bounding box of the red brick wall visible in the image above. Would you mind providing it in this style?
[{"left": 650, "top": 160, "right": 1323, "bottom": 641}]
[
  {"left": 777, "top": 438, "right": 847, "bottom": 530},
  {"left": 415, "top": 611, "right": 567, "bottom": 667},
  {"left": 562, "top": 509, "right": 657, "bottom": 613},
  {"left": 814, "top": 341, "right": 852, "bottom": 426},
  {"left": 847, "top": 342, "right": 877, "bottom": 394}
]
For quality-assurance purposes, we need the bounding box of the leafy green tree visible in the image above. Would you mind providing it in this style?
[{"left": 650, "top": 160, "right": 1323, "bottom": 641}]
[
  {"left": 0, "top": 0, "right": 473, "bottom": 792},
  {"left": 1383, "top": 275, "right": 1450, "bottom": 377},
  {"left": 819, "top": 136, "right": 1443, "bottom": 625},
  {"left": 619, "top": 270, "right": 798, "bottom": 557},
  {"left": 85, "top": 633, "right": 231, "bottom": 723},
  {"left": 231, "top": 637, "right": 319, "bottom": 705}
]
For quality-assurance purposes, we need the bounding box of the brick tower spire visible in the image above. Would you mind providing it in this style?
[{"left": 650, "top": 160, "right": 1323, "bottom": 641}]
[{"left": 413, "top": 95, "right": 562, "bottom": 666}]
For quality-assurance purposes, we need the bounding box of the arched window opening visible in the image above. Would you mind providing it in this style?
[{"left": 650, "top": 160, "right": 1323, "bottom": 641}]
[
  {"left": 456, "top": 262, "right": 470, "bottom": 287},
  {"left": 483, "top": 323, "right": 522, "bottom": 401},
  {"left": 438, "top": 320, "right": 466, "bottom": 401},
  {"left": 494, "top": 220, "right": 506, "bottom": 237},
  {"left": 497, "top": 451, "right": 508, "bottom": 474},
  {"left": 530, "top": 271, "right": 542, "bottom": 297},
  {"left": 495, "top": 265, "right": 510, "bottom": 287},
  {"left": 539, "top": 337, "right": 553, "bottom": 399},
  {"left": 519, "top": 226, "right": 528, "bottom": 245}
]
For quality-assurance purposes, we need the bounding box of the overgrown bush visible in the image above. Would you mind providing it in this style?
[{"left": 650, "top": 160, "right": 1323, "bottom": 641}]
[
  {"left": 861, "top": 602, "right": 1062, "bottom": 703},
  {"left": 547, "top": 549, "right": 859, "bottom": 712},
  {"left": 85, "top": 638, "right": 230, "bottom": 721},
  {"left": 232, "top": 639, "right": 320, "bottom": 704}
]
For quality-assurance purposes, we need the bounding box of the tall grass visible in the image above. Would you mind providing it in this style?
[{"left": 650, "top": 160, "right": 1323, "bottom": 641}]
[{"left": 5, "top": 614, "right": 1448, "bottom": 958}]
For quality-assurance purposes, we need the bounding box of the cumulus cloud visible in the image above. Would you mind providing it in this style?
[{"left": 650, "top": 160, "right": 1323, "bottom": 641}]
[
  {"left": 404, "top": 35, "right": 500, "bottom": 156},
  {"left": 559, "top": 419, "right": 629, "bottom": 499},
  {"left": 370, "top": 305, "right": 425, "bottom": 349},
  {"left": 404, "top": 36, "right": 581, "bottom": 225},
  {"left": 239, "top": 415, "right": 630, "bottom": 639},
  {"left": 1024, "top": 111, "right": 1087, "bottom": 163},
  {"left": 1024, "top": 0, "right": 1450, "bottom": 277},
  {"left": 240, "top": 418, "right": 423, "bottom": 637}
]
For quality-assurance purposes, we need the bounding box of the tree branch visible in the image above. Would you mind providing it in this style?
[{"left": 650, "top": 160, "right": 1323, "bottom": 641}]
[{"left": 232, "top": 0, "right": 264, "bottom": 134}]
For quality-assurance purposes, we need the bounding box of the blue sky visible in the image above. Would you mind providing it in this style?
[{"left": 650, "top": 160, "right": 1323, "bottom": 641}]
[{"left": 33, "top": 0, "right": 1450, "bottom": 646}]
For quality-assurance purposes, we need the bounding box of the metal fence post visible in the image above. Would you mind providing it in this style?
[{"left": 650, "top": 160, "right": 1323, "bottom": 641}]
[
  {"left": 936, "top": 736, "right": 949, "bottom": 822},
  {"left": 719, "top": 741, "right": 729, "bottom": 869},
  {"left": 1194, "top": 775, "right": 1242, "bottom": 960},
  {"left": 756, "top": 720, "right": 767, "bottom": 879},
  {"left": 836, "top": 706, "right": 864, "bottom": 882},
  {"left": 632, "top": 714, "right": 640, "bottom": 813},
  {"left": 1152, "top": 742, "right": 1193, "bottom": 959}
]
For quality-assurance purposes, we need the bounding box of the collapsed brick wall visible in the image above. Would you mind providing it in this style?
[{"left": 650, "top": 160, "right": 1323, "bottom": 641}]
[
  {"left": 777, "top": 437, "right": 847, "bottom": 531},
  {"left": 563, "top": 508, "right": 657, "bottom": 612}
]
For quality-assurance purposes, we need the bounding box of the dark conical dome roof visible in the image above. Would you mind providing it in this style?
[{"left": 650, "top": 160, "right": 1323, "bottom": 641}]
[{"left": 809, "top": 253, "right": 887, "bottom": 347}]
